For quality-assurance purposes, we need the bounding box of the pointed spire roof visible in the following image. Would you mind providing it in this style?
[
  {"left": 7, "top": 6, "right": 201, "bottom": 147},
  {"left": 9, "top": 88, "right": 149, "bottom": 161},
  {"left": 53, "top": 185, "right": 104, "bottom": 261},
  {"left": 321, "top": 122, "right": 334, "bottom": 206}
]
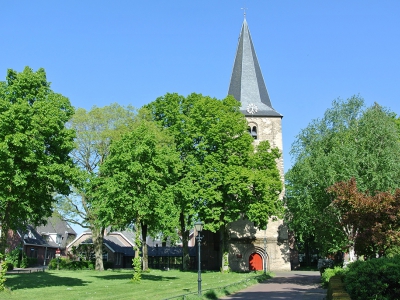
[{"left": 228, "top": 19, "right": 282, "bottom": 117}]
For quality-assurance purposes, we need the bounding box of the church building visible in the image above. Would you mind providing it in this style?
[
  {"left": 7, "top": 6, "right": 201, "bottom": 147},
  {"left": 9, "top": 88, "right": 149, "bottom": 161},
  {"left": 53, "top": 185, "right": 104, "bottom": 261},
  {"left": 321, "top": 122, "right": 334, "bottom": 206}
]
[{"left": 226, "top": 17, "right": 291, "bottom": 272}]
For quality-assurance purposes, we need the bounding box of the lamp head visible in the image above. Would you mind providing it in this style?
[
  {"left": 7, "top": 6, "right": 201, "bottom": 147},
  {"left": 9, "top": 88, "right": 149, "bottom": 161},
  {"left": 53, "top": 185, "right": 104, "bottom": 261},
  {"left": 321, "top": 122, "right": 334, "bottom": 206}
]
[{"left": 194, "top": 221, "right": 204, "bottom": 233}]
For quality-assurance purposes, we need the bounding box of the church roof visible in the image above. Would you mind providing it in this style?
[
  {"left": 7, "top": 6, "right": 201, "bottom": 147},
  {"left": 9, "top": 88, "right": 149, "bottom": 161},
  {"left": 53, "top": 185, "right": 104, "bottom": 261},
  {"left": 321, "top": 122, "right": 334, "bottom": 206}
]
[{"left": 228, "top": 18, "right": 282, "bottom": 117}]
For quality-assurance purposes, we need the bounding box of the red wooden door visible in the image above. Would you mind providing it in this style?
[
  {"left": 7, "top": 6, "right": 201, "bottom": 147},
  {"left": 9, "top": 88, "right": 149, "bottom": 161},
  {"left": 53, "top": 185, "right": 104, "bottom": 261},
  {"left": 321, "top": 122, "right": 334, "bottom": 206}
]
[{"left": 249, "top": 253, "right": 263, "bottom": 271}]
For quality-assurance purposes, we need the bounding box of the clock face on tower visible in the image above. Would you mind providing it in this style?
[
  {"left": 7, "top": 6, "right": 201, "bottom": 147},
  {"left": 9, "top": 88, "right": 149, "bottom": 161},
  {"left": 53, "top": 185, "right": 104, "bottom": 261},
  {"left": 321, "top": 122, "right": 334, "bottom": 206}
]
[{"left": 246, "top": 103, "right": 258, "bottom": 114}]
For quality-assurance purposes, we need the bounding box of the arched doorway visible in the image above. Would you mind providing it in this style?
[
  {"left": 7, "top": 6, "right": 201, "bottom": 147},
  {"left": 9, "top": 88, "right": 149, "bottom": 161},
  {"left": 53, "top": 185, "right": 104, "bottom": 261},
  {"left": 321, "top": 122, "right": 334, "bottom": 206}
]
[{"left": 249, "top": 253, "right": 263, "bottom": 271}]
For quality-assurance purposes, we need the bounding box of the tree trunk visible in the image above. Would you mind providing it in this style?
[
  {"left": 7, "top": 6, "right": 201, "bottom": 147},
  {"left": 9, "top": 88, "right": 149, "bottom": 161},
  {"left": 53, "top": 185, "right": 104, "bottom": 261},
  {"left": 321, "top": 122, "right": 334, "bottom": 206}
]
[
  {"left": 180, "top": 212, "right": 190, "bottom": 271},
  {"left": 219, "top": 226, "right": 228, "bottom": 271},
  {"left": 91, "top": 226, "right": 104, "bottom": 271},
  {"left": 0, "top": 221, "right": 7, "bottom": 258},
  {"left": 141, "top": 222, "right": 148, "bottom": 271},
  {"left": 348, "top": 244, "right": 355, "bottom": 262}
]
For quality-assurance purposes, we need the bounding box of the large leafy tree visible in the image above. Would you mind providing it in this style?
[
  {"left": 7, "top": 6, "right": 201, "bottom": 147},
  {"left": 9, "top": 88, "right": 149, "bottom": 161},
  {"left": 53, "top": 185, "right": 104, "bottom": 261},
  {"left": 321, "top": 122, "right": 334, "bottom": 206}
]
[
  {"left": 146, "top": 93, "right": 283, "bottom": 268},
  {"left": 285, "top": 96, "right": 400, "bottom": 258},
  {"left": 97, "top": 118, "right": 181, "bottom": 271},
  {"left": 328, "top": 178, "right": 400, "bottom": 259},
  {"left": 0, "top": 67, "right": 75, "bottom": 251},
  {"left": 56, "top": 104, "right": 135, "bottom": 271}
]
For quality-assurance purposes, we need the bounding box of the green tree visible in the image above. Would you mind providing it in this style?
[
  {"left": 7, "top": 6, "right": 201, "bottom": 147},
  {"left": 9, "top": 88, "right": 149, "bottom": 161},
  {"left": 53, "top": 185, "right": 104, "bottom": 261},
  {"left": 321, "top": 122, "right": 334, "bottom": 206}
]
[
  {"left": 146, "top": 93, "right": 283, "bottom": 269},
  {"left": 285, "top": 96, "right": 400, "bottom": 258},
  {"left": 0, "top": 66, "right": 75, "bottom": 238},
  {"left": 56, "top": 104, "right": 135, "bottom": 271},
  {"left": 0, "top": 67, "right": 74, "bottom": 287},
  {"left": 97, "top": 118, "right": 181, "bottom": 270}
]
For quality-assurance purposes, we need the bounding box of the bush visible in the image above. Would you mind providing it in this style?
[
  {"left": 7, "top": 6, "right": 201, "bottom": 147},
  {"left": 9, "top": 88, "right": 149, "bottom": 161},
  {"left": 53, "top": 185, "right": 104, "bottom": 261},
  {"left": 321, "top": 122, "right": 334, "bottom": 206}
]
[
  {"left": 27, "top": 257, "right": 38, "bottom": 267},
  {"left": 5, "top": 248, "right": 20, "bottom": 268},
  {"left": 49, "top": 258, "right": 94, "bottom": 270},
  {"left": 5, "top": 262, "right": 14, "bottom": 271},
  {"left": 344, "top": 255, "right": 400, "bottom": 300},
  {"left": 327, "top": 275, "right": 351, "bottom": 300},
  {"left": 321, "top": 266, "right": 347, "bottom": 287},
  {"left": 20, "top": 254, "right": 28, "bottom": 268}
]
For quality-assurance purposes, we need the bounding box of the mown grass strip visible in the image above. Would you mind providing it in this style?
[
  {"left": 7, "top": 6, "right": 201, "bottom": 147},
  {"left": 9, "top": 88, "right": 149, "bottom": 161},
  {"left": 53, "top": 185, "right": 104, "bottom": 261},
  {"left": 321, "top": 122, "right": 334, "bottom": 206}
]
[{"left": 1, "top": 269, "right": 272, "bottom": 300}]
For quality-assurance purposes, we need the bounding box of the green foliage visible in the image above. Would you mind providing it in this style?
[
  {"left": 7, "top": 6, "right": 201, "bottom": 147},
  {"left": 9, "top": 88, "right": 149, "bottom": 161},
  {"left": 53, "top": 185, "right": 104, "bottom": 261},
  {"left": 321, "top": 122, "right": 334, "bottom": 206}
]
[
  {"left": 327, "top": 275, "right": 351, "bottom": 300},
  {"left": 132, "top": 223, "right": 142, "bottom": 282},
  {"left": 98, "top": 118, "right": 180, "bottom": 228},
  {"left": 344, "top": 256, "right": 400, "bottom": 300},
  {"left": 286, "top": 96, "right": 400, "bottom": 254},
  {"left": 5, "top": 248, "right": 20, "bottom": 268},
  {"left": 321, "top": 267, "right": 347, "bottom": 287},
  {"left": 26, "top": 258, "right": 37, "bottom": 267},
  {"left": 4, "top": 249, "right": 34, "bottom": 269},
  {"left": 145, "top": 93, "right": 283, "bottom": 269},
  {"left": 97, "top": 118, "right": 181, "bottom": 270},
  {"left": 386, "top": 245, "right": 400, "bottom": 258},
  {"left": 56, "top": 103, "right": 136, "bottom": 271},
  {"left": 20, "top": 253, "right": 27, "bottom": 269},
  {"left": 0, "top": 259, "right": 7, "bottom": 292},
  {"left": 0, "top": 67, "right": 75, "bottom": 244},
  {"left": 131, "top": 257, "right": 142, "bottom": 282},
  {"left": 48, "top": 258, "right": 94, "bottom": 270}
]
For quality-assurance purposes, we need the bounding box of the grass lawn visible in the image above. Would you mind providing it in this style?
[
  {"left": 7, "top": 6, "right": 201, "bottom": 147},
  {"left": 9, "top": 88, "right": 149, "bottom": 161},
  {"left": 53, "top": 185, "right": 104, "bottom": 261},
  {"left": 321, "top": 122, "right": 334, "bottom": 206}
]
[{"left": 1, "top": 269, "right": 271, "bottom": 300}]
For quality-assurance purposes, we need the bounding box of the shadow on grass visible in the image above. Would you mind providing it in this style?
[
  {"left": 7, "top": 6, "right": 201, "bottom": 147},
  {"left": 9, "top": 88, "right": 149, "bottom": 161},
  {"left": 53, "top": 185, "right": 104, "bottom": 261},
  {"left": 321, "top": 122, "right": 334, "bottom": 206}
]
[
  {"left": 204, "top": 290, "right": 218, "bottom": 299},
  {"left": 6, "top": 272, "right": 89, "bottom": 291},
  {"left": 93, "top": 273, "right": 178, "bottom": 281},
  {"left": 141, "top": 274, "right": 177, "bottom": 281}
]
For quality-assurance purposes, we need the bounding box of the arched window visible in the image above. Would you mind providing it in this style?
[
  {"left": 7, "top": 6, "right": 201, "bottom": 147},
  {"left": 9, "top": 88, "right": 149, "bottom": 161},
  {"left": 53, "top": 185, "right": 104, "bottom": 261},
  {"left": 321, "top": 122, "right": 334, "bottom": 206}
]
[{"left": 248, "top": 125, "right": 258, "bottom": 139}]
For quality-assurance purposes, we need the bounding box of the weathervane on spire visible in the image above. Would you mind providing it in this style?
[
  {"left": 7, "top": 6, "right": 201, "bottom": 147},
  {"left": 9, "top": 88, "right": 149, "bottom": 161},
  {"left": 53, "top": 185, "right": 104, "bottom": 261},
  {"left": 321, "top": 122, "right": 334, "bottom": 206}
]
[{"left": 241, "top": 7, "right": 248, "bottom": 19}]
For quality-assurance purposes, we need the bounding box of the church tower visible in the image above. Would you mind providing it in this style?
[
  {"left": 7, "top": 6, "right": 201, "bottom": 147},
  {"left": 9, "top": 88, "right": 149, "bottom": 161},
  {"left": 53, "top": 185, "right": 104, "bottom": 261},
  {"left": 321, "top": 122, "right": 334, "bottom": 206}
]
[{"left": 227, "top": 17, "right": 290, "bottom": 271}]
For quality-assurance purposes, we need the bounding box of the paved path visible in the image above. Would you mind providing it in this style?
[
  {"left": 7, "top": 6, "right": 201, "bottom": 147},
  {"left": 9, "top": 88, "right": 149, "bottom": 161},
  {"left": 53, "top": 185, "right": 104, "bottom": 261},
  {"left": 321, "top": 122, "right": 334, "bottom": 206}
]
[
  {"left": 221, "top": 271, "right": 326, "bottom": 300},
  {"left": 6, "top": 267, "right": 46, "bottom": 274}
]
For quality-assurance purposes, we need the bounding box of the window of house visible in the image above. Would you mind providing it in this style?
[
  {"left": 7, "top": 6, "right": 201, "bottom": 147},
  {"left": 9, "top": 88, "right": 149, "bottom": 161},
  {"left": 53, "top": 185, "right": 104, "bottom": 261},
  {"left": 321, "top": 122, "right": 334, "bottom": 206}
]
[
  {"left": 103, "top": 250, "right": 108, "bottom": 261},
  {"left": 28, "top": 230, "right": 36, "bottom": 239},
  {"left": 116, "top": 253, "right": 122, "bottom": 265},
  {"left": 56, "top": 234, "right": 63, "bottom": 245},
  {"left": 30, "top": 248, "right": 38, "bottom": 258}
]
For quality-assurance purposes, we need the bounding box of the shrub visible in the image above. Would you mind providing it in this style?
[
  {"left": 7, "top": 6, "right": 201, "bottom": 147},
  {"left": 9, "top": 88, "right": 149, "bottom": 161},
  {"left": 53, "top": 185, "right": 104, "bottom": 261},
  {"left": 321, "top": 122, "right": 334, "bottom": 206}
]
[
  {"left": 49, "top": 258, "right": 94, "bottom": 270},
  {"left": 6, "top": 262, "right": 14, "bottom": 271},
  {"left": 27, "top": 257, "right": 38, "bottom": 267},
  {"left": 321, "top": 266, "right": 347, "bottom": 287},
  {"left": 327, "top": 275, "right": 351, "bottom": 300},
  {"left": 88, "top": 261, "right": 94, "bottom": 270},
  {"left": 5, "top": 248, "right": 20, "bottom": 268},
  {"left": 344, "top": 255, "right": 400, "bottom": 300},
  {"left": 20, "top": 253, "right": 28, "bottom": 268}
]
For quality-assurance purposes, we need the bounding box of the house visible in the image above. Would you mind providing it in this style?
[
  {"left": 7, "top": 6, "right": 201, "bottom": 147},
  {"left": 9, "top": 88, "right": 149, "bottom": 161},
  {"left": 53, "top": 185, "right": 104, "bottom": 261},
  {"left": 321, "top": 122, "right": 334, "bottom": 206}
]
[
  {"left": 7, "top": 214, "right": 77, "bottom": 266},
  {"left": 67, "top": 229, "right": 135, "bottom": 268}
]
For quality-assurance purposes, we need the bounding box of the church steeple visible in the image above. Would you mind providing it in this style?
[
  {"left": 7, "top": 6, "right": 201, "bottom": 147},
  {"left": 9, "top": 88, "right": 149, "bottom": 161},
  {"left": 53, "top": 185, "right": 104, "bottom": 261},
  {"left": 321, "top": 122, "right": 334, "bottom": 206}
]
[{"left": 228, "top": 19, "right": 281, "bottom": 117}]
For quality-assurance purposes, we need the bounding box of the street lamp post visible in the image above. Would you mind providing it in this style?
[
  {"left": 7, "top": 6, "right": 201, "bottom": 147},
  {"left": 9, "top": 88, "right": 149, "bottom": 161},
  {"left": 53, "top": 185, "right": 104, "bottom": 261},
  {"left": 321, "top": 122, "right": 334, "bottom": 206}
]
[
  {"left": 56, "top": 242, "right": 61, "bottom": 270},
  {"left": 194, "top": 221, "right": 204, "bottom": 296},
  {"left": 264, "top": 226, "right": 267, "bottom": 274}
]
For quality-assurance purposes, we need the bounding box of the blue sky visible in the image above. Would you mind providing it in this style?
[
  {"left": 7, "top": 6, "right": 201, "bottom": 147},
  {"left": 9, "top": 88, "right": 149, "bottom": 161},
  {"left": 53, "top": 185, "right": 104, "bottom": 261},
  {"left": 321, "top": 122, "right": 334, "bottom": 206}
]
[{"left": 2, "top": 1, "right": 400, "bottom": 172}]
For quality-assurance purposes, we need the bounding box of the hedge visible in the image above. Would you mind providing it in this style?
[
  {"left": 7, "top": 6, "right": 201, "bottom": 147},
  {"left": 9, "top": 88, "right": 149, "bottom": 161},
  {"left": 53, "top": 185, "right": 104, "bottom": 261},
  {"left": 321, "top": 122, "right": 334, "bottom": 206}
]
[
  {"left": 344, "top": 256, "right": 400, "bottom": 300},
  {"left": 327, "top": 275, "right": 351, "bottom": 300}
]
